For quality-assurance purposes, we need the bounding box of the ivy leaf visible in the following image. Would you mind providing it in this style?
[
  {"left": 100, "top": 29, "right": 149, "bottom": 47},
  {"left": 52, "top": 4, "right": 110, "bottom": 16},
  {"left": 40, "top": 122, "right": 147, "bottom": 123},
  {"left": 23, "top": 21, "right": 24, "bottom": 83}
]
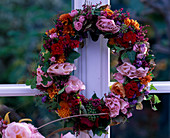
[
  {"left": 152, "top": 105, "right": 158, "bottom": 111},
  {"left": 150, "top": 84, "right": 157, "bottom": 90},
  {"left": 92, "top": 93, "right": 99, "bottom": 99},
  {"left": 127, "top": 51, "right": 136, "bottom": 63},
  {"left": 41, "top": 76, "right": 52, "bottom": 86},
  {"left": 121, "top": 52, "right": 128, "bottom": 61},
  {"left": 41, "top": 62, "right": 49, "bottom": 73},
  {"left": 43, "top": 50, "right": 51, "bottom": 63},
  {"left": 26, "top": 77, "right": 37, "bottom": 89},
  {"left": 145, "top": 54, "right": 155, "bottom": 62},
  {"left": 58, "top": 85, "right": 68, "bottom": 95},
  {"left": 153, "top": 95, "right": 161, "bottom": 104},
  {"left": 66, "top": 50, "right": 80, "bottom": 63}
]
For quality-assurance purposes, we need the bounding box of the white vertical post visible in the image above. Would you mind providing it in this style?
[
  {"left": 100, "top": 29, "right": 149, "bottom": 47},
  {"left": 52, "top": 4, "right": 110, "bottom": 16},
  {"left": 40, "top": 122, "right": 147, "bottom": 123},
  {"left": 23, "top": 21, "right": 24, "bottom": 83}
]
[
  {"left": 73, "top": 0, "right": 110, "bottom": 138},
  {"left": 74, "top": 0, "right": 110, "bottom": 99}
]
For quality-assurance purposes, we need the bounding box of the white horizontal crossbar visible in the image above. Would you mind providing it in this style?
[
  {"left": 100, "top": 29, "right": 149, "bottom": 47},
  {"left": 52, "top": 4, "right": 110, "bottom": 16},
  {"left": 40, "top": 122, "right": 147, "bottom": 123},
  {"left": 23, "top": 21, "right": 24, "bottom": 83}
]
[{"left": 0, "top": 81, "right": 169, "bottom": 97}]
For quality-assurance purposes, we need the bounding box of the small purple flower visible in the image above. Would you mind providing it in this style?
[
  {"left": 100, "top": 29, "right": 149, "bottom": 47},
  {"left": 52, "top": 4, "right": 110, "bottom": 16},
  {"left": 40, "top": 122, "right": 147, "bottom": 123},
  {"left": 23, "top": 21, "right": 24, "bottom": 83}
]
[
  {"left": 42, "top": 96, "right": 47, "bottom": 103},
  {"left": 144, "top": 90, "right": 150, "bottom": 95},
  {"left": 129, "top": 100, "right": 138, "bottom": 105}
]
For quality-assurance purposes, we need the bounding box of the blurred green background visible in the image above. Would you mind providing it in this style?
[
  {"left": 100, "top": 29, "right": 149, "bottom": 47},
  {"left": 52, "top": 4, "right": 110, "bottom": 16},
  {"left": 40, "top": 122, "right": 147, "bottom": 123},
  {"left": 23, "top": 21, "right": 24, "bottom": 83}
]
[{"left": 0, "top": 0, "right": 169, "bottom": 137}]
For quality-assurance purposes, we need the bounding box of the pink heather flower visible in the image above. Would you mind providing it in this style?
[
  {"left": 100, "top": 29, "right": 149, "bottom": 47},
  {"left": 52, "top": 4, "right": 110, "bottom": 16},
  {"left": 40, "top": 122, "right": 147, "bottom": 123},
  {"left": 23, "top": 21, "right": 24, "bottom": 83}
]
[
  {"left": 37, "top": 67, "right": 53, "bottom": 87},
  {"left": 64, "top": 76, "right": 85, "bottom": 94},
  {"left": 113, "top": 72, "right": 125, "bottom": 83},
  {"left": 96, "top": 16, "right": 120, "bottom": 34},
  {"left": 50, "top": 56, "right": 56, "bottom": 62},
  {"left": 49, "top": 33, "right": 57, "bottom": 39},
  {"left": 61, "top": 132, "right": 76, "bottom": 138},
  {"left": 79, "top": 15, "right": 85, "bottom": 23},
  {"left": 117, "top": 62, "right": 149, "bottom": 79},
  {"left": 47, "top": 63, "right": 76, "bottom": 76},
  {"left": 73, "top": 21, "right": 83, "bottom": 31},
  {"left": 69, "top": 9, "right": 78, "bottom": 17},
  {"left": 3, "top": 122, "right": 44, "bottom": 138}
]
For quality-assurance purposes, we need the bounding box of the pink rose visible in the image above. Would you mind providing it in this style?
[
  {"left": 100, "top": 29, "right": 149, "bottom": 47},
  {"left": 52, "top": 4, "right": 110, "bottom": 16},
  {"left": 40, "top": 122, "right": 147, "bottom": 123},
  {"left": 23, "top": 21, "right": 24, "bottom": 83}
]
[
  {"left": 3, "top": 122, "right": 32, "bottom": 138},
  {"left": 96, "top": 16, "right": 120, "bottom": 34},
  {"left": 73, "top": 21, "right": 83, "bottom": 31},
  {"left": 117, "top": 62, "right": 149, "bottom": 79},
  {"left": 117, "top": 62, "right": 136, "bottom": 77},
  {"left": 105, "top": 94, "right": 121, "bottom": 118},
  {"left": 27, "top": 124, "right": 44, "bottom": 138},
  {"left": 50, "top": 56, "right": 56, "bottom": 62},
  {"left": 61, "top": 132, "right": 76, "bottom": 138},
  {"left": 79, "top": 15, "right": 85, "bottom": 23},
  {"left": 37, "top": 67, "right": 53, "bottom": 87},
  {"left": 69, "top": 10, "right": 78, "bottom": 17},
  {"left": 113, "top": 72, "right": 125, "bottom": 83},
  {"left": 47, "top": 63, "right": 76, "bottom": 76},
  {"left": 136, "top": 67, "right": 149, "bottom": 78},
  {"left": 49, "top": 33, "right": 57, "bottom": 39},
  {"left": 64, "top": 76, "right": 85, "bottom": 94}
]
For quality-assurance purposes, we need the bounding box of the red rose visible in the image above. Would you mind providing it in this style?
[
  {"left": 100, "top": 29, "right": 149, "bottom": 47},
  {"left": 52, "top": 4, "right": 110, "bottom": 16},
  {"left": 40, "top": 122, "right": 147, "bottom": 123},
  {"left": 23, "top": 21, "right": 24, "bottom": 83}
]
[
  {"left": 79, "top": 117, "right": 94, "bottom": 130},
  {"left": 51, "top": 43, "right": 63, "bottom": 55},
  {"left": 100, "top": 107, "right": 110, "bottom": 120},
  {"left": 123, "top": 31, "right": 137, "bottom": 44},
  {"left": 124, "top": 81, "right": 141, "bottom": 98}
]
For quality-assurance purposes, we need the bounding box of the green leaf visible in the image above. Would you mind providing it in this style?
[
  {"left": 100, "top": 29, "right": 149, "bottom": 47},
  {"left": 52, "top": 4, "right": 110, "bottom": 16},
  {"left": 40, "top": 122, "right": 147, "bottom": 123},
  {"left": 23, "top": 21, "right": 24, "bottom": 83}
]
[
  {"left": 127, "top": 51, "right": 136, "bottom": 63},
  {"left": 26, "top": 77, "right": 37, "bottom": 89},
  {"left": 58, "top": 85, "right": 68, "bottom": 95},
  {"left": 145, "top": 54, "right": 155, "bottom": 62},
  {"left": 41, "top": 62, "right": 49, "bottom": 73},
  {"left": 92, "top": 93, "right": 99, "bottom": 99},
  {"left": 152, "top": 105, "right": 157, "bottom": 111},
  {"left": 41, "top": 45, "right": 46, "bottom": 53},
  {"left": 66, "top": 50, "right": 80, "bottom": 63},
  {"left": 150, "top": 84, "right": 157, "bottom": 90},
  {"left": 121, "top": 52, "right": 128, "bottom": 61},
  {"left": 153, "top": 95, "right": 161, "bottom": 104},
  {"left": 43, "top": 51, "right": 51, "bottom": 63},
  {"left": 41, "top": 76, "right": 52, "bottom": 85}
]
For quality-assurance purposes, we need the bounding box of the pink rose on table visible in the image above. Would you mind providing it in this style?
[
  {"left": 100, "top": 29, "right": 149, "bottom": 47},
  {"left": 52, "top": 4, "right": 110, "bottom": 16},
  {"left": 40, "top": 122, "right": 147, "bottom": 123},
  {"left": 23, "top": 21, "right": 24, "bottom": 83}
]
[
  {"left": 96, "top": 16, "right": 120, "bottom": 34},
  {"left": 74, "top": 21, "right": 83, "bottom": 31},
  {"left": 64, "top": 76, "right": 85, "bottom": 94},
  {"left": 61, "top": 132, "right": 76, "bottom": 138},
  {"left": 113, "top": 72, "right": 125, "bottom": 83},
  {"left": 3, "top": 122, "right": 44, "bottom": 138},
  {"left": 47, "top": 63, "right": 76, "bottom": 76},
  {"left": 69, "top": 9, "right": 78, "bottom": 17},
  {"left": 79, "top": 15, "right": 85, "bottom": 23}
]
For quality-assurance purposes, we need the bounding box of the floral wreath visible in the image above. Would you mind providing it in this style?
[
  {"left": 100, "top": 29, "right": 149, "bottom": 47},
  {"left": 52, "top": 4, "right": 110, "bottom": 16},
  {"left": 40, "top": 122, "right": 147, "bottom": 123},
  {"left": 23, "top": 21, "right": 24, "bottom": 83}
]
[{"left": 1, "top": 2, "right": 159, "bottom": 137}]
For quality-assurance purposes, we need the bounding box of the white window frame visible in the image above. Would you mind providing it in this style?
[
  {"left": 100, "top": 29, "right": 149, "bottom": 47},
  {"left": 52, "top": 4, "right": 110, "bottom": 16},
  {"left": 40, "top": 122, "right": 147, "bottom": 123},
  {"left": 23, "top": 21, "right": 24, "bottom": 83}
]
[{"left": 0, "top": 0, "right": 170, "bottom": 138}]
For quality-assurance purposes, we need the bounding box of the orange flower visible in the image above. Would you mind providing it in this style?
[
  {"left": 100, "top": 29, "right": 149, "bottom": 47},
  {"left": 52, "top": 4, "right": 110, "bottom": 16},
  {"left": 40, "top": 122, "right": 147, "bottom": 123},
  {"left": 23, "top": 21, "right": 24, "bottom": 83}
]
[
  {"left": 110, "top": 82, "right": 126, "bottom": 98},
  {"left": 103, "top": 8, "right": 114, "bottom": 16},
  {"left": 47, "top": 85, "right": 59, "bottom": 99},
  {"left": 49, "top": 28, "right": 57, "bottom": 34},
  {"left": 59, "top": 14, "right": 72, "bottom": 25},
  {"left": 57, "top": 101, "right": 71, "bottom": 118},
  {"left": 63, "top": 24, "right": 75, "bottom": 36},
  {"left": 124, "top": 18, "right": 131, "bottom": 26},
  {"left": 139, "top": 74, "right": 152, "bottom": 85},
  {"left": 108, "top": 38, "right": 115, "bottom": 45},
  {"left": 131, "top": 19, "right": 140, "bottom": 30},
  {"left": 56, "top": 54, "right": 66, "bottom": 63}
]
